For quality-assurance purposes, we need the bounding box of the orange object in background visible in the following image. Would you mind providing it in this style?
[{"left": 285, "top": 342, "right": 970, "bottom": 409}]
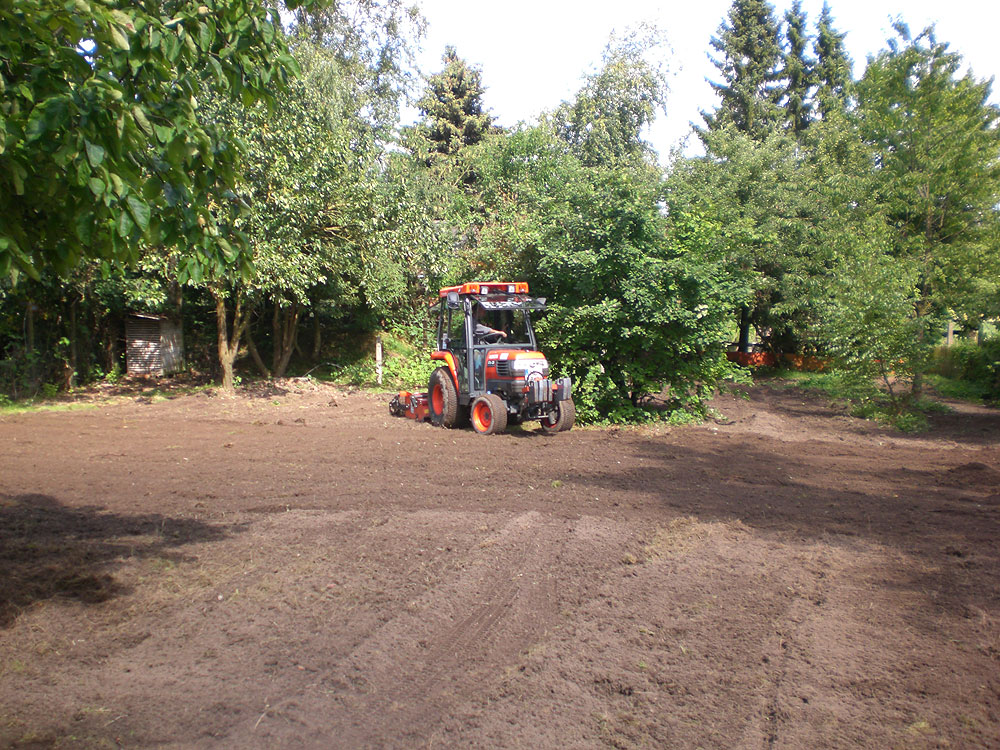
[{"left": 727, "top": 351, "right": 777, "bottom": 367}]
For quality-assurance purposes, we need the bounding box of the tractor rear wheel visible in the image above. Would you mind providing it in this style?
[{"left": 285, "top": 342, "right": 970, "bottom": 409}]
[
  {"left": 470, "top": 394, "right": 508, "bottom": 435},
  {"left": 428, "top": 367, "right": 459, "bottom": 428},
  {"left": 540, "top": 398, "right": 575, "bottom": 433}
]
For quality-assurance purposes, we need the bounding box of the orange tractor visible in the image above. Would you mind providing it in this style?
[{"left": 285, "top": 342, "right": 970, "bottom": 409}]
[{"left": 390, "top": 282, "right": 575, "bottom": 434}]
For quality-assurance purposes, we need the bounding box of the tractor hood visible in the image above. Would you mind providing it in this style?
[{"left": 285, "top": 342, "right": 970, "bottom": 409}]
[{"left": 486, "top": 350, "right": 550, "bottom": 378}]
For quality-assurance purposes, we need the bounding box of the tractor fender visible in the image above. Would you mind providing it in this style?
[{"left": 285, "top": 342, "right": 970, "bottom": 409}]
[{"left": 430, "top": 351, "right": 460, "bottom": 392}]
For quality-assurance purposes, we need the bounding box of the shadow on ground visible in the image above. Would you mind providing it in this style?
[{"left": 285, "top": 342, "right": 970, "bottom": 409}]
[{"left": 0, "top": 494, "right": 235, "bottom": 627}]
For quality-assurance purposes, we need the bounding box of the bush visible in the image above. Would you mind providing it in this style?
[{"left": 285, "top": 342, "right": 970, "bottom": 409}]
[{"left": 931, "top": 339, "right": 1000, "bottom": 401}]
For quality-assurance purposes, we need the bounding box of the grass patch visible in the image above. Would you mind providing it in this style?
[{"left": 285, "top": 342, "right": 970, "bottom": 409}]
[
  {"left": 0, "top": 397, "right": 100, "bottom": 416},
  {"left": 927, "top": 373, "right": 995, "bottom": 404}
]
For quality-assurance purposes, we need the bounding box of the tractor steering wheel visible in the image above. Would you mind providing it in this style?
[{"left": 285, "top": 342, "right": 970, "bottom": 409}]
[{"left": 480, "top": 331, "right": 505, "bottom": 344}]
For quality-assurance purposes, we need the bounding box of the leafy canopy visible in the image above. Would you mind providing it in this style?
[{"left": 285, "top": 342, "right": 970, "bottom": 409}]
[{"left": 0, "top": 0, "right": 308, "bottom": 281}]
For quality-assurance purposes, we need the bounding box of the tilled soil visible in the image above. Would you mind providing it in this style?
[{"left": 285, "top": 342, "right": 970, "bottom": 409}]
[{"left": 1, "top": 380, "right": 998, "bottom": 749}]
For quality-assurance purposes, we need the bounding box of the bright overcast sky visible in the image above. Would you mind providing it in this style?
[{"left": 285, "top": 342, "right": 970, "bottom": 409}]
[{"left": 408, "top": 0, "right": 999, "bottom": 160}]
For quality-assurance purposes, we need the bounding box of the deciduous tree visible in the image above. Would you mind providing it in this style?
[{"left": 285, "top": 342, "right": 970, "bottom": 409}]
[
  {"left": 0, "top": 0, "right": 308, "bottom": 281},
  {"left": 856, "top": 24, "right": 1000, "bottom": 397}
]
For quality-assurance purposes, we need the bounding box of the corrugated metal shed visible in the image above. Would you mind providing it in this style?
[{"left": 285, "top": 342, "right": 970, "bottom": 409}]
[{"left": 126, "top": 314, "right": 184, "bottom": 376}]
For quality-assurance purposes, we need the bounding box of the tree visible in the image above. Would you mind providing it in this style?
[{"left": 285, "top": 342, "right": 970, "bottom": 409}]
[
  {"left": 201, "top": 35, "right": 419, "bottom": 389},
  {"left": 552, "top": 27, "right": 669, "bottom": 168},
  {"left": 668, "top": 125, "right": 810, "bottom": 353},
  {"left": 780, "top": 0, "right": 814, "bottom": 135},
  {"left": 813, "top": 2, "right": 853, "bottom": 118},
  {"left": 855, "top": 24, "right": 1000, "bottom": 397},
  {"left": 292, "top": 0, "right": 425, "bottom": 138},
  {"left": 702, "top": 0, "right": 784, "bottom": 139},
  {"left": 416, "top": 46, "right": 493, "bottom": 158},
  {"left": 0, "top": 0, "right": 308, "bottom": 281}
]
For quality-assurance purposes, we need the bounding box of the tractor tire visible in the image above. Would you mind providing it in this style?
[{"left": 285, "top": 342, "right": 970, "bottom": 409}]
[
  {"left": 470, "top": 394, "right": 508, "bottom": 435},
  {"left": 428, "top": 367, "right": 459, "bottom": 428},
  {"left": 540, "top": 398, "right": 576, "bottom": 433}
]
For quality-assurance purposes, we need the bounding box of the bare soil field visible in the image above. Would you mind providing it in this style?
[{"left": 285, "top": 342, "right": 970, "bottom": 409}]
[{"left": 1, "top": 379, "right": 999, "bottom": 749}]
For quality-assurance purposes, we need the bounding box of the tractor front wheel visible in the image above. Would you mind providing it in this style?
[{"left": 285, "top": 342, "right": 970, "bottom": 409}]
[
  {"left": 428, "top": 367, "right": 459, "bottom": 428},
  {"left": 470, "top": 394, "right": 508, "bottom": 435},
  {"left": 540, "top": 398, "right": 576, "bottom": 433}
]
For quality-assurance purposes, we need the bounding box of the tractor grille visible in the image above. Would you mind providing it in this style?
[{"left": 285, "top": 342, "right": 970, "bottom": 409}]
[{"left": 495, "top": 360, "right": 512, "bottom": 377}]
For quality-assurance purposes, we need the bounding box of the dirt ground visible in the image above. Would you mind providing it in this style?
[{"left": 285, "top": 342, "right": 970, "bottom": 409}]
[{"left": 1, "top": 378, "right": 998, "bottom": 749}]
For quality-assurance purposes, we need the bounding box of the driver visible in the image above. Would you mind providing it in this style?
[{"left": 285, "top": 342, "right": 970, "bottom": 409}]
[{"left": 474, "top": 304, "right": 506, "bottom": 342}]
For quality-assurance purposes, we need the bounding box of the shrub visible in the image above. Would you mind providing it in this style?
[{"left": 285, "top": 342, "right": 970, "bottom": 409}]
[{"left": 931, "top": 339, "right": 1000, "bottom": 401}]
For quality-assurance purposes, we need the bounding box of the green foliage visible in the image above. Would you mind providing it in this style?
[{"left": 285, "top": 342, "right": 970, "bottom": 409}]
[
  {"left": 789, "top": 371, "right": 931, "bottom": 432},
  {"left": 0, "top": 0, "right": 309, "bottom": 281},
  {"left": 815, "top": 238, "right": 931, "bottom": 406},
  {"left": 292, "top": 0, "right": 425, "bottom": 137},
  {"left": 437, "top": 38, "right": 751, "bottom": 423},
  {"left": 328, "top": 331, "right": 435, "bottom": 389},
  {"left": 534, "top": 194, "right": 750, "bottom": 421},
  {"left": 194, "top": 15, "right": 424, "bottom": 383},
  {"left": 669, "top": 124, "right": 814, "bottom": 350},
  {"left": 204, "top": 38, "right": 387, "bottom": 304},
  {"left": 552, "top": 26, "right": 669, "bottom": 168}
]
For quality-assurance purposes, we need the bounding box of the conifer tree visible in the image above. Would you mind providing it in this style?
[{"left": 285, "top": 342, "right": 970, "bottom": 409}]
[
  {"left": 702, "top": 0, "right": 784, "bottom": 139},
  {"left": 780, "top": 0, "right": 814, "bottom": 135},
  {"left": 416, "top": 46, "right": 493, "bottom": 157},
  {"left": 813, "top": 2, "right": 853, "bottom": 118}
]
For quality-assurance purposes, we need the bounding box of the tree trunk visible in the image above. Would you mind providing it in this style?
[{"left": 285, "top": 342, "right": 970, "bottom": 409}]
[
  {"left": 293, "top": 319, "right": 304, "bottom": 359},
  {"left": 272, "top": 301, "right": 300, "bottom": 378},
  {"left": 738, "top": 307, "right": 752, "bottom": 353},
  {"left": 25, "top": 300, "right": 35, "bottom": 355},
  {"left": 213, "top": 289, "right": 249, "bottom": 392},
  {"left": 311, "top": 310, "right": 322, "bottom": 361},
  {"left": 271, "top": 301, "right": 281, "bottom": 375},
  {"left": 246, "top": 331, "right": 272, "bottom": 378},
  {"left": 67, "top": 296, "right": 78, "bottom": 389}
]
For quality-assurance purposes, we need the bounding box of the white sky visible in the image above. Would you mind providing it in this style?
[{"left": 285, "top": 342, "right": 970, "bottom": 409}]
[{"left": 408, "top": 0, "right": 999, "bottom": 159}]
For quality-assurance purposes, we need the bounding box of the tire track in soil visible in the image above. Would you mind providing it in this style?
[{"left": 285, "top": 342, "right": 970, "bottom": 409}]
[{"left": 319, "top": 511, "right": 563, "bottom": 747}]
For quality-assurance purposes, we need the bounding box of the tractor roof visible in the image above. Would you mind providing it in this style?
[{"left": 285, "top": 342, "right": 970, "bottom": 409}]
[{"left": 438, "top": 282, "right": 528, "bottom": 298}]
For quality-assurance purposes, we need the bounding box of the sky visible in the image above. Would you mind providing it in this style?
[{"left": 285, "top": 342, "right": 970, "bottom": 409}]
[{"left": 407, "top": 0, "right": 1000, "bottom": 159}]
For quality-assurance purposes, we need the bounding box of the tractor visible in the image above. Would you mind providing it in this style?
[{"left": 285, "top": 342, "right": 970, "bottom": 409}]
[{"left": 390, "top": 282, "right": 575, "bottom": 434}]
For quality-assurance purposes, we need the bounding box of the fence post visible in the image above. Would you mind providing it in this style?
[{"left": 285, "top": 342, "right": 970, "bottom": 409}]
[{"left": 375, "top": 335, "right": 383, "bottom": 386}]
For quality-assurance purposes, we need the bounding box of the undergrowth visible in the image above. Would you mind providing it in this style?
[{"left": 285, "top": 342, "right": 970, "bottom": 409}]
[
  {"left": 778, "top": 369, "right": 944, "bottom": 432},
  {"left": 321, "top": 330, "right": 436, "bottom": 391},
  {"left": 930, "top": 340, "right": 1000, "bottom": 403}
]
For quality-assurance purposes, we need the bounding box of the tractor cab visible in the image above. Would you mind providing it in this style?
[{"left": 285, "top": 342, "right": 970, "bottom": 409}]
[
  {"left": 435, "top": 283, "right": 543, "bottom": 391},
  {"left": 391, "top": 282, "right": 574, "bottom": 435}
]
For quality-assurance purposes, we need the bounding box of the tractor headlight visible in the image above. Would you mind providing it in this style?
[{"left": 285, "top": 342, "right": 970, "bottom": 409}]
[{"left": 510, "top": 357, "right": 549, "bottom": 378}]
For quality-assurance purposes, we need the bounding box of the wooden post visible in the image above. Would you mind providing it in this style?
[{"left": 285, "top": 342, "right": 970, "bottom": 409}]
[
  {"left": 375, "top": 335, "right": 383, "bottom": 386},
  {"left": 946, "top": 319, "right": 955, "bottom": 347}
]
